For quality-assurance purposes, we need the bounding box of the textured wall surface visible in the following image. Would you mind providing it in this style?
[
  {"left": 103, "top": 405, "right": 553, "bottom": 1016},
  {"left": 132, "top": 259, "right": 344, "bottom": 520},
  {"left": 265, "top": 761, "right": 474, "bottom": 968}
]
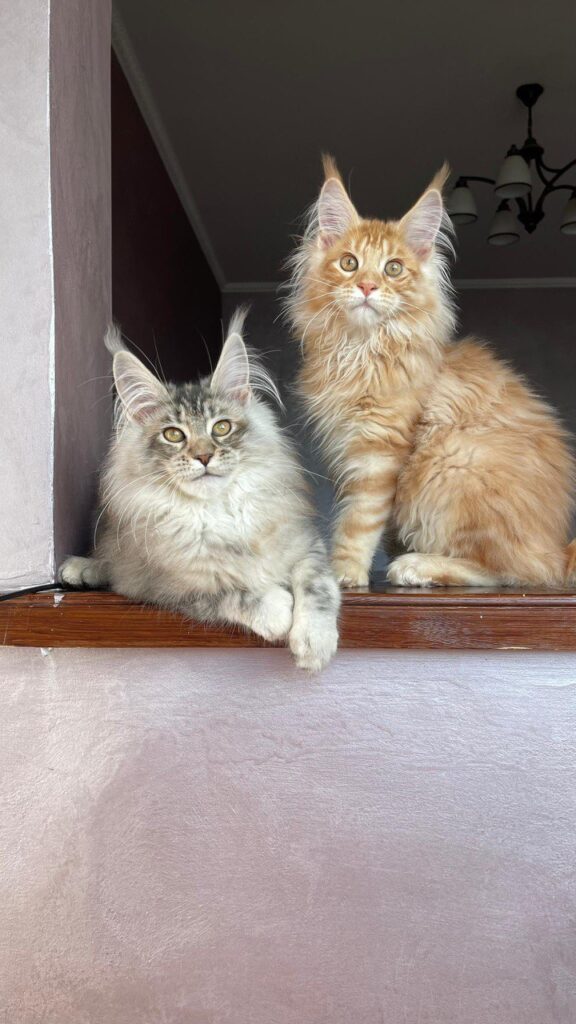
[
  {"left": 1, "top": 646, "right": 576, "bottom": 1023},
  {"left": 457, "top": 287, "right": 576, "bottom": 437},
  {"left": 0, "top": 0, "right": 54, "bottom": 587},
  {"left": 51, "top": 0, "right": 113, "bottom": 565}
]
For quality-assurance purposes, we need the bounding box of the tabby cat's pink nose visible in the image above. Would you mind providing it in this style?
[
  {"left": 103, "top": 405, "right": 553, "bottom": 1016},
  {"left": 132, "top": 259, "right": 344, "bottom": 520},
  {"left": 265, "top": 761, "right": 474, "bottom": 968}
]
[
  {"left": 357, "top": 281, "right": 378, "bottom": 297},
  {"left": 196, "top": 453, "right": 213, "bottom": 466}
]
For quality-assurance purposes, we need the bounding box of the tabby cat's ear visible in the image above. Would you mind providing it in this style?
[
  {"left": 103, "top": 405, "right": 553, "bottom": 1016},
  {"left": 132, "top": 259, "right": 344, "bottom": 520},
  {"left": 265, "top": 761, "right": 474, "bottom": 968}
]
[
  {"left": 113, "top": 351, "right": 169, "bottom": 423},
  {"left": 317, "top": 157, "right": 359, "bottom": 248},
  {"left": 400, "top": 188, "right": 444, "bottom": 259},
  {"left": 211, "top": 332, "right": 251, "bottom": 404}
]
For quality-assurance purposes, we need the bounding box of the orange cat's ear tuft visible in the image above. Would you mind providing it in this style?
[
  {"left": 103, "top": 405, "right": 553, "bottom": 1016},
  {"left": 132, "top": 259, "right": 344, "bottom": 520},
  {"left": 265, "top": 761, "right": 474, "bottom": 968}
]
[
  {"left": 399, "top": 188, "right": 444, "bottom": 260},
  {"left": 317, "top": 158, "right": 359, "bottom": 249},
  {"left": 427, "top": 162, "right": 451, "bottom": 195},
  {"left": 321, "top": 153, "right": 343, "bottom": 184}
]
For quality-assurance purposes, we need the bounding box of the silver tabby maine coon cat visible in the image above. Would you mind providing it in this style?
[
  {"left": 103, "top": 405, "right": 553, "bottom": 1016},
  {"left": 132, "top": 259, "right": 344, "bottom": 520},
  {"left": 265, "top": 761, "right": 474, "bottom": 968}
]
[{"left": 60, "top": 310, "right": 340, "bottom": 671}]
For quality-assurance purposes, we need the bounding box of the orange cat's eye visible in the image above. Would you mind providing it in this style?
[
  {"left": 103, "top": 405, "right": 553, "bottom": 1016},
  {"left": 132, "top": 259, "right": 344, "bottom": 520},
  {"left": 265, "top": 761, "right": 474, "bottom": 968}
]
[
  {"left": 163, "top": 426, "right": 185, "bottom": 443},
  {"left": 385, "top": 259, "right": 404, "bottom": 277},
  {"left": 339, "top": 254, "right": 358, "bottom": 272}
]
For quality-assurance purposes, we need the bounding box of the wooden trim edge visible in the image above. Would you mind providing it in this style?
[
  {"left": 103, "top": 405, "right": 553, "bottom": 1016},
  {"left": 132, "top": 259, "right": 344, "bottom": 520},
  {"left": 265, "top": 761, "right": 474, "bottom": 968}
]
[{"left": 2, "top": 589, "right": 576, "bottom": 652}]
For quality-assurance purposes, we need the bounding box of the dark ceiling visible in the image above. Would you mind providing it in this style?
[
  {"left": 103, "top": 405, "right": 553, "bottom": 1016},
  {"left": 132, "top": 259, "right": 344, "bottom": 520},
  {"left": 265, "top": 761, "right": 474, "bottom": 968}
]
[{"left": 114, "top": 0, "right": 576, "bottom": 285}]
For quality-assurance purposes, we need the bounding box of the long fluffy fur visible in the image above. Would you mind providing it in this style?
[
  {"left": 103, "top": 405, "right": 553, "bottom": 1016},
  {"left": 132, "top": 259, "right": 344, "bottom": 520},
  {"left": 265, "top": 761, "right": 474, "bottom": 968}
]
[{"left": 287, "top": 156, "right": 575, "bottom": 588}]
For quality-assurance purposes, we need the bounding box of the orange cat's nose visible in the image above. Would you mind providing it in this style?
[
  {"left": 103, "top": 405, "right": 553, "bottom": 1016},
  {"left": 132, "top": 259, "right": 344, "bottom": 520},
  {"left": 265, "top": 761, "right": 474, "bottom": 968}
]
[{"left": 357, "top": 281, "right": 378, "bottom": 297}]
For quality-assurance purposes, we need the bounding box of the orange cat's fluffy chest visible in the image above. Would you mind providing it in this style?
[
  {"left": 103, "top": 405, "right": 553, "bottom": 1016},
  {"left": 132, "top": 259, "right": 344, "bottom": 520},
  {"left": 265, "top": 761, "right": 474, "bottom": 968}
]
[{"left": 300, "top": 330, "right": 439, "bottom": 458}]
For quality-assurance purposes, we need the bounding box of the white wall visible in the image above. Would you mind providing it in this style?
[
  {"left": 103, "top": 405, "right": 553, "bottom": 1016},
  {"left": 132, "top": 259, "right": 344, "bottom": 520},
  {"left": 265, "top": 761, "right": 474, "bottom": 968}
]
[
  {"left": 0, "top": 0, "right": 54, "bottom": 587},
  {"left": 1, "top": 645, "right": 575, "bottom": 1022}
]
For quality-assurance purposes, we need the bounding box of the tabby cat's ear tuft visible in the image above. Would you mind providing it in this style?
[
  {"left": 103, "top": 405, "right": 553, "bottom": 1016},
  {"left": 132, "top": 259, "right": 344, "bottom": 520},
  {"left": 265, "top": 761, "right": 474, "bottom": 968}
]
[
  {"left": 400, "top": 188, "right": 444, "bottom": 259},
  {"left": 211, "top": 332, "right": 251, "bottom": 405},
  {"left": 113, "top": 351, "right": 169, "bottom": 423},
  {"left": 317, "top": 160, "right": 359, "bottom": 249}
]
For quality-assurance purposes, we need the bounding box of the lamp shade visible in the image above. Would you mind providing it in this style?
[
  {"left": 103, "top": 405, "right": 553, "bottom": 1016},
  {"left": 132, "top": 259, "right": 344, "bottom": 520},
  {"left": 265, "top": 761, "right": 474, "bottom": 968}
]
[
  {"left": 487, "top": 202, "right": 520, "bottom": 246},
  {"left": 560, "top": 193, "right": 576, "bottom": 235},
  {"left": 446, "top": 184, "right": 478, "bottom": 225},
  {"left": 494, "top": 148, "right": 532, "bottom": 199}
]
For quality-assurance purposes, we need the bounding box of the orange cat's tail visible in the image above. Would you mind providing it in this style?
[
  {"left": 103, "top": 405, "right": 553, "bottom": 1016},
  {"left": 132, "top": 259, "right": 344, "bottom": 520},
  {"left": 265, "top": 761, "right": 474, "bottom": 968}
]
[{"left": 566, "top": 539, "right": 576, "bottom": 584}]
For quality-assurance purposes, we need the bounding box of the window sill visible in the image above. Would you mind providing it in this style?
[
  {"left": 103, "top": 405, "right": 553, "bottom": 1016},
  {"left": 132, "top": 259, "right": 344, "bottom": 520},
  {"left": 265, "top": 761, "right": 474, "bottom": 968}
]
[{"left": 2, "top": 575, "right": 576, "bottom": 651}]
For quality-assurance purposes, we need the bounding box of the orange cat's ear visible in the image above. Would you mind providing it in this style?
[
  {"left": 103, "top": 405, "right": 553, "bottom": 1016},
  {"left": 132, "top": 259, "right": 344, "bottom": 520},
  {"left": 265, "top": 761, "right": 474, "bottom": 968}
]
[
  {"left": 317, "top": 155, "right": 359, "bottom": 249},
  {"left": 399, "top": 188, "right": 444, "bottom": 260}
]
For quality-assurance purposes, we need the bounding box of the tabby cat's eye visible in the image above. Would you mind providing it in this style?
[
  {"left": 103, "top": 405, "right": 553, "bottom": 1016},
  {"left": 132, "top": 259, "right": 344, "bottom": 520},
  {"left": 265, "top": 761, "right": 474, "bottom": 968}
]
[
  {"left": 163, "top": 426, "right": 185, "bottom": 443},
  {"left": 212, "top": 419, "right": 232, "bottom": 437},
  {"left": 385, "top": 259, "right": 404, "bottom": 277},
  {"left": 339, "top": 253, "right": 359, "bottom": 272}
]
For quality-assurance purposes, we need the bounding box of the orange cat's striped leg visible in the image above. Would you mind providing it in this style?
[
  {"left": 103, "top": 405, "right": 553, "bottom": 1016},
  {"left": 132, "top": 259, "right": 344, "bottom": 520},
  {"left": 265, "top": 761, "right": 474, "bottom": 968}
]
[{"left": 332, "top": 461, "right": 399, "bottom": 588}]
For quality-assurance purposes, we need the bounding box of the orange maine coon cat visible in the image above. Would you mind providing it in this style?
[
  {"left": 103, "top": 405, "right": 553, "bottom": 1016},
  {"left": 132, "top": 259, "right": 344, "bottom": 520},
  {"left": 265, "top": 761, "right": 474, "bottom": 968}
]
[{"left": 287, "top": 157, "right": 575, "bottom": 588}]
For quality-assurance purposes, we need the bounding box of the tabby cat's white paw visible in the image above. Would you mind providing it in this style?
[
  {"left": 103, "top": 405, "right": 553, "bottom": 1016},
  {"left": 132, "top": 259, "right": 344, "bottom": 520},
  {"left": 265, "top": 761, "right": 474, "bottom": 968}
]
[
  {"left": 252, "top": 587, "right": 294, "bottom": 641},
  {"left": 59, "top": 556, "right": 104, "bottom": 588},
  {"left": 289, "top": 618, "right": 339, "bottom": 673}
]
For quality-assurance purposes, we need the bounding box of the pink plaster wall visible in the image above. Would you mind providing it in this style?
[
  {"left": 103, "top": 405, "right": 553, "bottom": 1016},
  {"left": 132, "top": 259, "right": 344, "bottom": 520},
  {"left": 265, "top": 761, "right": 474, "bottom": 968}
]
[
  {"left": 0, "top": 0, "right": 54, "bottom": 587},
  {"left": 1, "top": 646, "right": 575, "bottom": 1022},
  {"left": 51, "top": 0, "right": 112, "bottom": 564}
]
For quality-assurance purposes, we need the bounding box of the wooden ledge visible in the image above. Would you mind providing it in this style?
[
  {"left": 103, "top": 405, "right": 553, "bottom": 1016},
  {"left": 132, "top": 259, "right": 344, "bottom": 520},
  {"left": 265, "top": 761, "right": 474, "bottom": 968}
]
[{"left": 2, "top": 576, "right": 576, "bottom": 651}]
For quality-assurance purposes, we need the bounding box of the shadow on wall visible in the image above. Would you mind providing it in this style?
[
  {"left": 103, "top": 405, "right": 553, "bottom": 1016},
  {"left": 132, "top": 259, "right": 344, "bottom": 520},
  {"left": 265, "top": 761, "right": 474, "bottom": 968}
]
[
  {"left": 223, "top": 286, "right": 576, "bottom": 566},
  {"left": 111, "top": 53, "right": 222, "bottom": 382}
]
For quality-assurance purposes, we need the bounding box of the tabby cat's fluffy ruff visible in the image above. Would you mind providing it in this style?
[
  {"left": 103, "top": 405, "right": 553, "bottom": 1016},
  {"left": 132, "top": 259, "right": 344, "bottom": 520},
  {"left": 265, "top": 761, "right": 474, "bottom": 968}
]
[
  {"left": 60, "top": 312, "right": 340, "bottom": 671},
  {"left": 287, "top": 157, "right": 575, "bottom": 588}
]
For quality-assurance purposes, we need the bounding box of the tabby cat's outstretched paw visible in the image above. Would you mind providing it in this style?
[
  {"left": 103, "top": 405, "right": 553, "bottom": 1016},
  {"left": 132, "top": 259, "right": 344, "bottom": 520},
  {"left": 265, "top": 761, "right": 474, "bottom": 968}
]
[
  {"left": 59, "top": 556, "right": 106, "bottom": 588},
  {"left": 289, "top": 617, "right": 338, "bottom": 673}
]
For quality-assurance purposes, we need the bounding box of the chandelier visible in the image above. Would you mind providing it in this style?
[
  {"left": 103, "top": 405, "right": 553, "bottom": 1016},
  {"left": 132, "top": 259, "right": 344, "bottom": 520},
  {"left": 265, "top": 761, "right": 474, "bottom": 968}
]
[{"left": 447, "top": 84, "right": 576, "bottom": 246}]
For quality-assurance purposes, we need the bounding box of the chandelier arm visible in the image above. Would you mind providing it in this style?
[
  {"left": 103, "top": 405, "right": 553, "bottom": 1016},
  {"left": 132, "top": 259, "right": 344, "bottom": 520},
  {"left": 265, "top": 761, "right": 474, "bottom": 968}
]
[
  {"left": 533, "top": 156, "right": 551, "bottom": 188},
  {"left": 531, "top": 181, "right": 576, "bottom": 221},
  {"left": 514, "top": 196, "right": 527, "bottom": 215},
  {"left": 543, "top": 183, "right": 576, "bottom": 194},
  {"left": 532, "top": 190, "right": 549, "bottom": 222},
  {"left": 539, "top": 159, "right": 564, "bottom": 175},
  {"left": 537, "top": 157, "right": 576, "bottom": 182}
]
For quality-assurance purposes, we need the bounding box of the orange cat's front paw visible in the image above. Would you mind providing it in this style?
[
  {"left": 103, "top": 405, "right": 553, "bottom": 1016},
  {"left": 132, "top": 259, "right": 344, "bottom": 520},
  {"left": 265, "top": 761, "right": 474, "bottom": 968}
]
[{"left": 333, "top": 559, "right": 370, "bottom": 589}]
